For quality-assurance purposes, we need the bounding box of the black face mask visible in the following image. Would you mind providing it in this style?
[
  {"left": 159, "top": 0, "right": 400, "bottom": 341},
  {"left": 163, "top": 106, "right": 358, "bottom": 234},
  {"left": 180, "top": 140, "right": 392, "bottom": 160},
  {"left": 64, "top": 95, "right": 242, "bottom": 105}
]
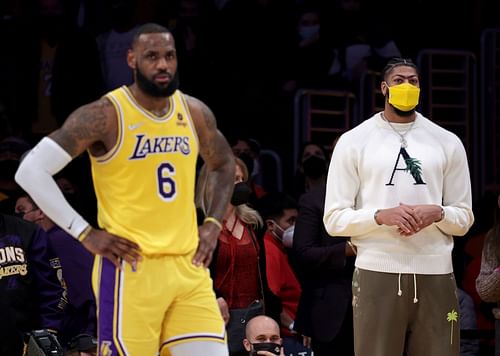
[
  {"left": 231, "top": 182, "right": 252, "bottom": 206},
  {"left": 12, "top": 211, "right": 25, "bottom": 219},
  {"left": 251, "top": 342, "right": 282, "bottom": 355},
  {"left": 302, "top": 155, "right": 326, "bottom": 179}
]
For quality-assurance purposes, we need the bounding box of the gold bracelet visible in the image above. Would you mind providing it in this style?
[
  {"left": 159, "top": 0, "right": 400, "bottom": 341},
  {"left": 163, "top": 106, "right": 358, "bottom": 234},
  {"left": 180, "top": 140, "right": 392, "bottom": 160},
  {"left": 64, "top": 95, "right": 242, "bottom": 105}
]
[
  {"left": 204, "top": 216, "right": 223, "bottom": 230},
  {"left": 77, "top": 225, "right": 93, "bottom": 242}
]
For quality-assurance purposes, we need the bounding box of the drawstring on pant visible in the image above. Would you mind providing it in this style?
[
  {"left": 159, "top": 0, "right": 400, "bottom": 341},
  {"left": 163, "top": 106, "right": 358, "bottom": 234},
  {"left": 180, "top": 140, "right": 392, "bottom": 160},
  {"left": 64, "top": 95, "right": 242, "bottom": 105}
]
[
  {"left": 396, "top": 273, "right": 419, "bottom": 303},
  {"left": 413, "top": 274, "right": 418, "bottom": 303}
]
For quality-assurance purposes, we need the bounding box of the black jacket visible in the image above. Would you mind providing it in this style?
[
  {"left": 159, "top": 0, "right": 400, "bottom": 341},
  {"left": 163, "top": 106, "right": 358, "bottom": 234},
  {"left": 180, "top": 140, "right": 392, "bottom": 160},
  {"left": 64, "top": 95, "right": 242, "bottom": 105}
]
[{"left": 292, "top": 185, "right": 354, "bottom": 343}]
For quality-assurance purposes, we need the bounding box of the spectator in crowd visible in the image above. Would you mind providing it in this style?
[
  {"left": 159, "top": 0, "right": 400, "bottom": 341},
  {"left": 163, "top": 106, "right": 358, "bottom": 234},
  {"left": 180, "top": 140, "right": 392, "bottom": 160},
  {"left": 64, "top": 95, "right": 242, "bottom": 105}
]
[
  {"left": 0, "top": 212, "right": 65, "bottom": 355},
  {"left": 290, "top": 141, "right": 328, "bottom": 200},
  {"left": 323, "top": 0, "right": 402, "bottom": 92},
  {"left": 256, "top": 191, "right": 312, "bottom": 355},
  {"left": 197, "top": 156, "right": 279, "bottom": 355},
  {"left": 169, "top": 0, "right": 217, "bottom": 100},
  {"left": 15, "top": 191, "right": 97, "bottom": 353},
  {"left": 463, "top": 191, "right": 499, "bottom": 337},
  {"left": 292, "top": 176, "right": 355, "bottom": 355},
  {"left": 243, "top": 315, "right": 285, "bottom": 356},
  {"left": 324, "top": 57, "right": 474, "bottom": 356},
  {"left": 229, "top": 135, "right": 266, "bottom": 203},
  {"left": 0, "top": 0, "right": 103, "bottom": 139},
  {"left": 458, "top": 287, "right": 480, "bottom": 356},
  {"left": 476, "top": 193, "right": 500, "bottom": 356},
  {"left": 282, "top": 5, "right": 335, "bottom": 94},
  {"left": 0, "top": 137, "right": 31, "bottom": 214},
  {"left": 96, "top": 0, "right": 141, "bottom": 92}
]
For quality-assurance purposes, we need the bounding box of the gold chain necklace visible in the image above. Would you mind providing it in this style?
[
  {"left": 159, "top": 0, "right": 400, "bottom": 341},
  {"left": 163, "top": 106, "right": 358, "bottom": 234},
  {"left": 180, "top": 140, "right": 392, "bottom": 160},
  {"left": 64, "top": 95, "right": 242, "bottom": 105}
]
[{"left": 381, "top": 112, "right": 416, "bottom": 148}]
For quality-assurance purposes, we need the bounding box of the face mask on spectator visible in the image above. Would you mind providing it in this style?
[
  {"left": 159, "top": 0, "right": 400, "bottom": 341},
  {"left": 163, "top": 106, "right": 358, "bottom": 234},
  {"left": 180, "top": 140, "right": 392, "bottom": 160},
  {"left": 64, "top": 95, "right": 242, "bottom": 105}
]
[
  {"left": 302, "top": 155, "right": 326, "bottom": 179},
  {"left": 298, "top": 25, "right": 320, "bottom": 41},
  {"left": 231, "top": 182, "right": 251, "bottom": 206},
  {"left": 282, "top": 225, "right": 294, "bottom": 248},
  {"left": 272, "top": 222, "right": 294, "bottom": 248}
]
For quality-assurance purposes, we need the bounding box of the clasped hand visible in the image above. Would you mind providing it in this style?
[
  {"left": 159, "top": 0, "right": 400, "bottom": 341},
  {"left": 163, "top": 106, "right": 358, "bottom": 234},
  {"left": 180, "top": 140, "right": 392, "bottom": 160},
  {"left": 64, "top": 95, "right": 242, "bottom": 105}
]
[{"left": 376, "top": 203, "right": 442, "bottom": 237}]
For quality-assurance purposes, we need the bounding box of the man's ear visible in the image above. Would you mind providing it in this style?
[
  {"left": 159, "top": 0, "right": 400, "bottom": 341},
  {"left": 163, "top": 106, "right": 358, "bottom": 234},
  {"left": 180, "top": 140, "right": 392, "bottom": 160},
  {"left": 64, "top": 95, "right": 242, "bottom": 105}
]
[
  {"left": 381, "top": 81, "right": 388, "bottom": 96},
  {"left": 265, "top": 219, "right": 274, "bottom": 231},
  {"left": 127, "top": 49, "right": 136, "bottom": 70},
  {"left": 243, "top": 338, "right": 252, "bottom": 352}
]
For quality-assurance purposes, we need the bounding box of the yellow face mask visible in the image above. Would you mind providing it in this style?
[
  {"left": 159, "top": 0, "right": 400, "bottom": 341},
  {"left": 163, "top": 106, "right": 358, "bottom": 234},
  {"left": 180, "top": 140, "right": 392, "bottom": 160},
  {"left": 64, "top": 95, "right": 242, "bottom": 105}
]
[{"left": 387, "top": 82, "right": 420, "bottom": 111}]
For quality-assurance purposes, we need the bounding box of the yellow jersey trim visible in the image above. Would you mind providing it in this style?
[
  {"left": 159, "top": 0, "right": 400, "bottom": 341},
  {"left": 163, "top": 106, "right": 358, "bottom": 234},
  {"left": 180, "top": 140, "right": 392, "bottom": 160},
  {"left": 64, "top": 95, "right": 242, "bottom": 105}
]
[
  {"left": 94, "top": 94, "right": 125, "bottom": 164},
  {"left": 179, "top": 93, "right": 200, "bottom": 148},
  {"left": 122, "top": 86, "right": 175, "bottom": 122}
]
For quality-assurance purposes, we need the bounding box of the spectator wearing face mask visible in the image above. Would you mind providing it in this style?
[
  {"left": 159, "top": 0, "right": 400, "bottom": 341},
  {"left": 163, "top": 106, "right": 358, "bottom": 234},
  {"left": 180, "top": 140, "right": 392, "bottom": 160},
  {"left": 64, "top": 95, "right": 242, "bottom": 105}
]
[
  {"left": 323, "top": 0, "right": 402, "bottom": 92},
  {"left": 255, "top": 192, "right": 312, "bottom": 356},
  {"left": 243, "top": 315, "right": 284, "bottom": 356},
  {"left": 229, "top": 135, "right": 266, "bottom": 206},
  {"left": 14, "top": 192, "right": 97, "bottom": 353},
  {"left": 291, "top": 141, "right": 329, "bottom": 200},
  {"left": 196, "top": 156, "right": 280, "bottom": 355},
  {"left": 282, "top": 5, "right": 335, "bottom": 94}
]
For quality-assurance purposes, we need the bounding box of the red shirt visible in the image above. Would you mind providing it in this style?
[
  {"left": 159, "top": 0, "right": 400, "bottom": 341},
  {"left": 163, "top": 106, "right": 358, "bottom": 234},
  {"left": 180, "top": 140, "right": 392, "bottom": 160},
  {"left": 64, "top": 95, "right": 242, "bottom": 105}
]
[
  {"left": 263, "top": 231, "right": 302, "bottom": 336},
  {"left": 214, "top": 220, "right": 261, "bottom": 309}
]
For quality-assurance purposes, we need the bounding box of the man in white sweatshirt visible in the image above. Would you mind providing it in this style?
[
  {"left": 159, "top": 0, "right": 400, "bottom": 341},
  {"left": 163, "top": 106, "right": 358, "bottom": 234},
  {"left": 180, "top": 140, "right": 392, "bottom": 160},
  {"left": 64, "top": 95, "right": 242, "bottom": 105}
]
[{"left": 323, "top": 57, "right": 474, "bottom": 356}]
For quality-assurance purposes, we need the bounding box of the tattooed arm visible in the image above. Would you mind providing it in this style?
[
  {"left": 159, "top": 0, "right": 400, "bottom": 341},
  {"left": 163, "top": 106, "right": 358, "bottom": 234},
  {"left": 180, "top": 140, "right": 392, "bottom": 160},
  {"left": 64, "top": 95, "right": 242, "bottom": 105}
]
[
  {"left": 186, "top": 95, "right": 235, "bottom": 267},
  {"left": 49, "top": 98, "right": 117, "bottom": 158},
  {"left": 15, "top": 98, "right": 141, "bottom": 268}
]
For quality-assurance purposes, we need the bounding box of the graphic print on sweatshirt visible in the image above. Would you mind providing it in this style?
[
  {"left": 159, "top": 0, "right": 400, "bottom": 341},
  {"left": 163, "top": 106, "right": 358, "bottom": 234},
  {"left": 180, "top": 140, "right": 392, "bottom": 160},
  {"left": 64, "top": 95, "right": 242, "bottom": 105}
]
[{"left": 386, "top": 147, "right": 426, "bottom": 186}]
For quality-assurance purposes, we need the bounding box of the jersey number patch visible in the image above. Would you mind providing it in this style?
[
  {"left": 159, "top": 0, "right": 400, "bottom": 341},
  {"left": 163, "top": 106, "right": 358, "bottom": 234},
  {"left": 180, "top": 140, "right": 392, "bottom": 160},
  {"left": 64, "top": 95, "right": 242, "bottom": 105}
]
[{"left": 157, "top": 162, "right": 176, "bottom": 201}]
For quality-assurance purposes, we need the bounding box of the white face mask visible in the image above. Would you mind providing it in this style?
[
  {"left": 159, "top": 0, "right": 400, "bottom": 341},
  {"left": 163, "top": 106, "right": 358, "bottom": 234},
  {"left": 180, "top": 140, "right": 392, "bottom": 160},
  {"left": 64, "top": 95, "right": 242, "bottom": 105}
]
[
  {"left": 298, "top": 24, "right": 320, "bottom": 41},
  {"left": 282, "top": 225, "right": 295, "bottom": 248},
  {"left": 272, "top": 221, "right": 295, "bottom": 249}
]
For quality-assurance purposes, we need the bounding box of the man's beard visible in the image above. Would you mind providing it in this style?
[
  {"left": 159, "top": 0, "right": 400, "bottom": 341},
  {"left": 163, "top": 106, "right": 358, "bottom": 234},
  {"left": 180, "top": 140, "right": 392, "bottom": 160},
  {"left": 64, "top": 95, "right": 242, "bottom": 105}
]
[
  {"left": 393, "top": 106, "right": 416, "bottom": 117},
  {"left": 136, "top": 67, "right": 179, "bottom": 98}
]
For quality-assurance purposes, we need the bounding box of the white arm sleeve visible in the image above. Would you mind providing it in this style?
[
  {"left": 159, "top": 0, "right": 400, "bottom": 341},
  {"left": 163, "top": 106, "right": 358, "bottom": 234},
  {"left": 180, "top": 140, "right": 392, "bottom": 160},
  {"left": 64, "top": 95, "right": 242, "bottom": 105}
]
[{"left": 14, "top": 137, "right": 90, "bottom": 239}]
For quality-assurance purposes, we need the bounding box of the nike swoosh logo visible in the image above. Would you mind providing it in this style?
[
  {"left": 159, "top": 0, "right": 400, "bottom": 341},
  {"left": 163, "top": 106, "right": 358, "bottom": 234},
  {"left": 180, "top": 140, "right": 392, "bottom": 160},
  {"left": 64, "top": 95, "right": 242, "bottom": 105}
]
[
  {"left": 128, "top": 122, "right": 144, "bottom": 130},
  {"left": 67, "top": 219, "right": 74, "bottom": 230}
]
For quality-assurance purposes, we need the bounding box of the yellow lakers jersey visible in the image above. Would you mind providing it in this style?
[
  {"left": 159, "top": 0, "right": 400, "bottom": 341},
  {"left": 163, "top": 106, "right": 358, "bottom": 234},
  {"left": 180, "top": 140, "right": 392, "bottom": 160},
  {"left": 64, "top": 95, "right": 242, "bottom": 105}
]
[{"left": 89, "top": 86, "right": 199, "bottom": 256}]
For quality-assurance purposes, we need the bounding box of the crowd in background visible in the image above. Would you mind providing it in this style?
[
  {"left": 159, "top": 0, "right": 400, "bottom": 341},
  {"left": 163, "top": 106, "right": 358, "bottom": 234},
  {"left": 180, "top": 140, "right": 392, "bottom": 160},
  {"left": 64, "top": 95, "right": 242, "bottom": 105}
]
[{"left": 1, "top": 0, "right": 498, "bottom": 180}]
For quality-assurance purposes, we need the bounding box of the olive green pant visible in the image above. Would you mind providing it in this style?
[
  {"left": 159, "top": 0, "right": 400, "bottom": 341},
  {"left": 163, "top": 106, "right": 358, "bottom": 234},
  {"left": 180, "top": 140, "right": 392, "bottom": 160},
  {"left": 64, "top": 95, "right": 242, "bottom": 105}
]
[{"left": 352, "top": 268, "right": 460, "bottom": 356}]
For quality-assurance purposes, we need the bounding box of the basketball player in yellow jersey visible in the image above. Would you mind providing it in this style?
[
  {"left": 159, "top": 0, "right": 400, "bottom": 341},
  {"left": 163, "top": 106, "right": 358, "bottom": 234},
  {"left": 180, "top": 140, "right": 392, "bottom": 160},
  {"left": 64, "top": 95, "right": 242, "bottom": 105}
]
[{"left": 15, "top": 23, "right": 235, "bottom": 356}]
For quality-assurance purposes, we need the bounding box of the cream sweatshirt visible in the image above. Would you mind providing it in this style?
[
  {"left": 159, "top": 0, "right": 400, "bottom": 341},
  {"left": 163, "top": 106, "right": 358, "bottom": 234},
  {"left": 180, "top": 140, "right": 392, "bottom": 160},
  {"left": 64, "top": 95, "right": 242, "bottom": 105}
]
[{"left": 324, "top": 112, "right": 474, "bottom": 274}]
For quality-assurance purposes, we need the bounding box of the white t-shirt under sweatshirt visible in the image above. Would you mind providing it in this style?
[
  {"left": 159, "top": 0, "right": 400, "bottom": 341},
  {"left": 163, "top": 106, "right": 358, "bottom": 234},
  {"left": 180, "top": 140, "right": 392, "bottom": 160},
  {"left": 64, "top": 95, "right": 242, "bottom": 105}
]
[{"left": 323, "top": 112, "right": 474, "bottom": 274}]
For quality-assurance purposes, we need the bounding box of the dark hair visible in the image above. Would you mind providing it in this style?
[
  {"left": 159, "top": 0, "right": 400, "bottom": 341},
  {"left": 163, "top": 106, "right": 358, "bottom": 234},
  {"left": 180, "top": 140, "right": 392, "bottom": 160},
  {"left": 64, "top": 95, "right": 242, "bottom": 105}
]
[
  {"left": 297, "top": 141, "right": 328, "bottom": 163},
  {"left": 255, "top": 192, "right": 297, "bottom": 221},
  {"left": 132, "top": 23, "right": 170, "bottom": 47},
  {"left": 382, "top": 57, "right": 419, "bottom": 81}
]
